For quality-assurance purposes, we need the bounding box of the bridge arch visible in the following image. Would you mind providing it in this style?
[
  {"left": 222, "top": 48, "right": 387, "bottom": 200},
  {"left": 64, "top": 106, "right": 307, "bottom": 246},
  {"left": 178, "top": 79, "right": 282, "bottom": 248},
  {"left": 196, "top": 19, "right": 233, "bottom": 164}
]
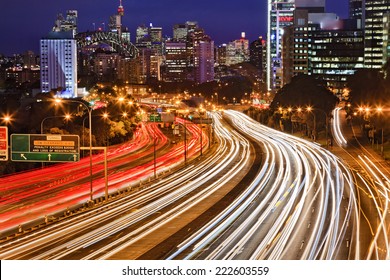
[{"left": 76, "top": 31, "right": 138, "bottom": 58}]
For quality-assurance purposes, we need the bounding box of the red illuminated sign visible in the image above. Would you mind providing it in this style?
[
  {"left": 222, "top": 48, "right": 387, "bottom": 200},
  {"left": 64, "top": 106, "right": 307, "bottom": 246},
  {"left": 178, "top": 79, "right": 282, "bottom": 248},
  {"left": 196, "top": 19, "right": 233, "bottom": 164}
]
[
  {"left": 279, "top": 16, "right": 293, "bottom": 22},
  {"left": 0, "top": 126, "right": 8, "bottom": 161}
]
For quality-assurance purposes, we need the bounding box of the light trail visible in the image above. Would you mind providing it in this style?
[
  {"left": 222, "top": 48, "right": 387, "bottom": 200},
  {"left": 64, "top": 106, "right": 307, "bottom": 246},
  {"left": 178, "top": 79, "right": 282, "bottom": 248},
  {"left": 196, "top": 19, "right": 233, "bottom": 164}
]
[
  {"left": 0, "top": 111, "right": 250, "bottom": 260},
  {"left": 167, "top": 110, "right": 356, "bottom": 260},
  {"left": 330, "top": 107, "right": 390, "bottom": 260}
]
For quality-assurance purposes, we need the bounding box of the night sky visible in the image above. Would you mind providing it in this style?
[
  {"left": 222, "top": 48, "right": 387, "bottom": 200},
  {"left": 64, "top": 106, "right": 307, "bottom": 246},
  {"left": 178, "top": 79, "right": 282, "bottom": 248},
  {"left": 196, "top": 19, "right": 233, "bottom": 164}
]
[{"left": 0, "top": 0, "right": 348, "bottom": 56}]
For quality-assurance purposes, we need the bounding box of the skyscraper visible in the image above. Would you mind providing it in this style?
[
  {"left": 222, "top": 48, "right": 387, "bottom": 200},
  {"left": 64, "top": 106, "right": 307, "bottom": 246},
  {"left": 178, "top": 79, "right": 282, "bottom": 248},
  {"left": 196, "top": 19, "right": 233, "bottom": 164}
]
[
  {"left": 282, "top": 3, "right": 364, "bottom": 94},
  {"left": 363, "top": 0, "right": 390, "bottom": 68},
  {"left": 40, "top": 31, "right": 78, "bottom": 98},
  {"left": 226, "top": 33, "right": 250, "bottom": 65},
  {"left": 267, "top": 0, "right": 295, "bottom": 90},
  {"left": 195, "top": 37, "right": 214, "bottom": 84}
]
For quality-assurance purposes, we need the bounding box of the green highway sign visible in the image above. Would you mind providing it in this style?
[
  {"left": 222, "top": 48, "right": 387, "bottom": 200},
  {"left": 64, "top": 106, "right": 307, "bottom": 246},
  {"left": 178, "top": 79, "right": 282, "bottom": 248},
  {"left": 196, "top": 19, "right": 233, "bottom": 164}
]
[
  {"left": 149, "top": 114, "right": 161, "bottom": 122},
  {"left": 11, "top": 134, "right": 80, "bottom": 163}
]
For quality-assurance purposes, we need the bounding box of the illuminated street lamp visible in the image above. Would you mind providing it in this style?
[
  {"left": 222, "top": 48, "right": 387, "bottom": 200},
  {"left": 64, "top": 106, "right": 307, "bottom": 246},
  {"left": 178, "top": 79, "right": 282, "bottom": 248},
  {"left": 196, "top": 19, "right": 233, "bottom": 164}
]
[
  {"left": 376, "top": 107, "right": 385, "bottom": 156},
  {"left": 2, "top": 115, "right": 12, "bottom": 124},
  {"left": 307, "top": 106, "right": 329, "bottom": 147},
  {"left": 55, "top": 98, "right": 94, "bottom": 203},
  {"left": 40, "top": 114, "right": 71, "bottom": 134}
]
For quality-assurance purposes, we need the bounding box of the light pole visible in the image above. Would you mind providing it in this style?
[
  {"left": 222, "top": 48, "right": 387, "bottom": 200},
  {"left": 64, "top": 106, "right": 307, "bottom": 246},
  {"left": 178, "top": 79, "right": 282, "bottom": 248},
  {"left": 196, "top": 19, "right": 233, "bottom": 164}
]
[
  {"left": 55, "top": 98, "right": 94, "bottom": 202},
  {"left": 376, "top": 107, "right": 385, "bottom": 157},
  {"left": 41, "top": 114, "right": 71, "bottom": 134},
  {"left": 307, "top": 107, "right": 329, "bottom": 147}
]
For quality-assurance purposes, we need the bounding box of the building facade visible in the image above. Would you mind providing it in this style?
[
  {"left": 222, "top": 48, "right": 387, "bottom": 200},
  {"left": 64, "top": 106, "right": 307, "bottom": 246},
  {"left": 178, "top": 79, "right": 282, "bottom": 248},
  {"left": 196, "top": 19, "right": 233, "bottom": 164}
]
[
  {"left": 40, "top": 31, "right": 78, "bottom": 97},
  {"left": 282, "top": 5, "right": 364, "bottom": 94},
  {"left": 267, "top": 0, "right": 295, "bottom": 90},
  {"left": 364, "top": 0, "right": 390, "bottom": 68}
]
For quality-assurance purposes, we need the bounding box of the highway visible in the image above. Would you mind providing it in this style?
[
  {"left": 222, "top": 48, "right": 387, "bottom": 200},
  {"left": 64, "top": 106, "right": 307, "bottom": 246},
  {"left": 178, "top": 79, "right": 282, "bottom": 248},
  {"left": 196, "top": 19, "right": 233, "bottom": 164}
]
[
  {"left": 0, "top": 112, "right": 252, "bottom": 259},
  {"left": 0, "top": 120, "right": 206, "bottom": 235},
  {"left": 1, "top": 109, "right": 388, "bottom": 260},
  {"left": 331, "top": 107, "right": 390, "bottom": 260},
  {"left": 167, "top": 110, "right": 357, "bottom": 260}
]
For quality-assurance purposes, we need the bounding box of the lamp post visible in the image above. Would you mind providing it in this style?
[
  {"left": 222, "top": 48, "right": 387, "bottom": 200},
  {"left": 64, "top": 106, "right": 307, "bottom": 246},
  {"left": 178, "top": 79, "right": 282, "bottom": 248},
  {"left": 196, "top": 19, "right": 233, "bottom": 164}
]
[
  {"left": 55, "top": 98, "right": 94, "bottom": 202},
  {"left": 376, "top": 107, "right": 384, "bottom": 156},
  {"left": 40, "top": 114, "right": 71, "bottom": 134},
  {"left": 307, "top": 106, "right": 328, "bottom": 147}
]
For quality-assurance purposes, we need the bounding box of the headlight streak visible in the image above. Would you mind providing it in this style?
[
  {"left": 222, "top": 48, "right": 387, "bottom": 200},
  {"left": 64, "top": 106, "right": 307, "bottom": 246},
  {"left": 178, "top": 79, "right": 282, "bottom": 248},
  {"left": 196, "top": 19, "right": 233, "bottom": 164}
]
[
  {"left": 326, "top": 106, "right": 390, "bottom": 260},
  {"left": 167, "top": 110, "right": 356, "bottom": 260},
  {"left": 332, "top": 107, "right": 348, "bottom": 146},
  {"left": 0, "top": 111, "right": 255, "bottom": 260},
  {"left": 358, "top": 156, "right": 390, "bottom": 259}
]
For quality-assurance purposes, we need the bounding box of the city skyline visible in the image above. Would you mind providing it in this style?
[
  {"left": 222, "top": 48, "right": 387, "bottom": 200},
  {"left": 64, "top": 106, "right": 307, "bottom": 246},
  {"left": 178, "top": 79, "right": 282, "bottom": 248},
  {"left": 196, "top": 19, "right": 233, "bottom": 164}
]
[{"left": 0, "top": 0, "right": 348, "bottom": 56}]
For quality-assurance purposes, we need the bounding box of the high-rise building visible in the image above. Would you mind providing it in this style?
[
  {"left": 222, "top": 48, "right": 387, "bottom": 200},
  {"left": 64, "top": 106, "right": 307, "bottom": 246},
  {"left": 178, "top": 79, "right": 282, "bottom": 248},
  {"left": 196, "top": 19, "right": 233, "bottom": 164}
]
[
  {"left": 40, "top": 31, "right": 78, "bottom": 97},
  {"left": 165, "top": 22, "right": 214, "bottom": 83},
  {"left": 282, "top": 5, "right": 364, "bottom": 94},
  {"left": 109, "top": 0, "right": 128, "bottom": 39},
  {"left": 173, "top": 24, "right": 188, "bottom": 41},
  {"left": 363, "top": 0, "right": 390, "bottom": 68},
  {"left": 383, "top": 13, "right": 390, "bottom": 63},
  {"left": 349, "top": 0, "right": 364, "bottom": 21},
  {"left": 225, "top": 33, "right": 250, "bottom": 65},
  {"left": 195, "top": 37, "right": 215, "bottom": 84},
  {"left": 267, "top": 0, "right": 295, "bottom": 90},
  {"left": 249, "top": 36, "right": 266, "bottom": 81},
  {"left": 162, "top": 41, "right": 188, "bottom": 82},
  {"left": 53, "top": 10, "right": 78, "bottom": 36},
  {"left": 136, "top": 25, "right": 150, "bottom": 47},
  {"left": 216, "top": 44, "right": 227, "bottom": 66},
  {"left": 149, "top": 25, "right": 163, "bottom": 55}
]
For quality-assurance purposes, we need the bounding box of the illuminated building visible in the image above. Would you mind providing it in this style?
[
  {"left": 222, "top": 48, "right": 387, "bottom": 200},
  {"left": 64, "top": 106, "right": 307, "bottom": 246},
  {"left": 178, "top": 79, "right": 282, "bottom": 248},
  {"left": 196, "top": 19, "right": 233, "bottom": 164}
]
[
  {"left": 226, "top": 32, "right": 250, "bottom": 66},
  {"left": 250, "top": 36, "right": 267, "bottom": 82},
  {"left": 195, "top": 37, "right": 214, "bottom": 84},
  {"left": 162, "top": 41, "right": 188, "bottom": 82},
  {"left": 282, "top": 3, "right": 364, "bottom": 94},
  {"left": 53, "top": 10, "right": 78, "bottom": 36},
  {"left": 267, "top": 0, "right": 295, "bottom": 90},
  {"left": 363, "top": 0, "right": 390, "bottom": 68},
  {"left": 40, "top": 31, "right": 77, "bottom": 98}
]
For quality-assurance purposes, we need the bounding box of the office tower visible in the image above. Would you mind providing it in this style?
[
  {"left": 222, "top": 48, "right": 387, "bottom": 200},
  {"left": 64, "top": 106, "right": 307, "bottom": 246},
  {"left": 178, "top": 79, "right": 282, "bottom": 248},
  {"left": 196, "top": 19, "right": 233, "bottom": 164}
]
[
  {"left": 173, "top": 24, "right": 188, "bottom": 41},
  {"left": 40, "top": 31, "right": 77, "bottom": 98},
  {"left": 383, "top": 13, "right": 390, "bottom": 63},
  {"left": 250, "top": 36, "right": 267, "bottom": 82},
  {"left": 282, "top": 5, "right": 364, "bottom": 94},
  {"left": 363, "top": 0, "right": 390, "bottom": 68},
  {"left": 226, "top": 33, "right": 250, "bottom": 65},
  {"left": 136, "top": 24, "right": 150, "bottom": 47},
  {"left": 162, "top": 41, "right": 188, "bottom": 82},
  {"left": 267, "top": 0, "right": 295, "bottom": 90},
  {"left": 195, "top": 37, "right": 215, "bottom": 84},
  {"left": 53, "top": 10, "right": 78, "bottom": 36},
  {"left": 349, "top": 0, "right": 364, "bottom": 21},
  {"left": 149, "top": 25, "right": 163, "bottom": 55},
  {"left": 216, "top": 44, "right": 227, "bottom": 66}
]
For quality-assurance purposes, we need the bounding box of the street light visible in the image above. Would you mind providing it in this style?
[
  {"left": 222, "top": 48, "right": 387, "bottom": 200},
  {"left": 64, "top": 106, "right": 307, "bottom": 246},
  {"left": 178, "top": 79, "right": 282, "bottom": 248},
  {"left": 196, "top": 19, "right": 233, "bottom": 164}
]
[
  {"left": 40, "top": 114, "right": 71, "bottom": 134},
  {"left": 307, "top": 106, "right": 329, "bottom": 147},
  {"left": 2, "top": 115, "right": 12, "bottom": 124},
  {"left": 376, "top": 107, "right": 385, "bottom": 156},
  {"left": 55, "top": 98, "right": 94, "bottom": 203}
]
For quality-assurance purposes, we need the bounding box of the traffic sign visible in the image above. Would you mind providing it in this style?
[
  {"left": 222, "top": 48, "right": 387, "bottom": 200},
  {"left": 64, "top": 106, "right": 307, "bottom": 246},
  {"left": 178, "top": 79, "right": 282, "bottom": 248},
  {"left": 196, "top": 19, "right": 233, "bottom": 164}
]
[
  {"left": 11, "top": 134, "right": 80, "bottom": 163},
  {"left": 149, "top": 114, "right": 161, "bottom": 122},
  {"left": 0, "top": 126, "right": 8, "bottom": 161}
]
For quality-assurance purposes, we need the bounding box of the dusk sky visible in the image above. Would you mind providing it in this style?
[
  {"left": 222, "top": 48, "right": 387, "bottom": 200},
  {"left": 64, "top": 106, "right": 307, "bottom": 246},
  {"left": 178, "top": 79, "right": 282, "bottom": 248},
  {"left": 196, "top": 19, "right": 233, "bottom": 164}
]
[{"left": 0, "top": 0, "right": 349, "bottom": 56}]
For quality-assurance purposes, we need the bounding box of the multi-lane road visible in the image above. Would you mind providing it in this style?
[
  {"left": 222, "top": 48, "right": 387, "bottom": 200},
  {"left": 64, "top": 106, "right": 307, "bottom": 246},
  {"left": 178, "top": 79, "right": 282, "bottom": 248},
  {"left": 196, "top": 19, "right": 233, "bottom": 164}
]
[{"left": 0, "top": 109, "right": 389, "bottom": 260}]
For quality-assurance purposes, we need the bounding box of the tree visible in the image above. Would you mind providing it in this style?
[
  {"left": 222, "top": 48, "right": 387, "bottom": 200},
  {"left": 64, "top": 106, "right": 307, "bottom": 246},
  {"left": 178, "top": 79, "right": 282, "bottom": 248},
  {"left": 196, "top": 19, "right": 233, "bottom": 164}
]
[
  {"left": 271, "top": 74, "right": 338, "bottom": 113},
  {"left": 346, "top": 69, "right": 386, "bottom": 106}
]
